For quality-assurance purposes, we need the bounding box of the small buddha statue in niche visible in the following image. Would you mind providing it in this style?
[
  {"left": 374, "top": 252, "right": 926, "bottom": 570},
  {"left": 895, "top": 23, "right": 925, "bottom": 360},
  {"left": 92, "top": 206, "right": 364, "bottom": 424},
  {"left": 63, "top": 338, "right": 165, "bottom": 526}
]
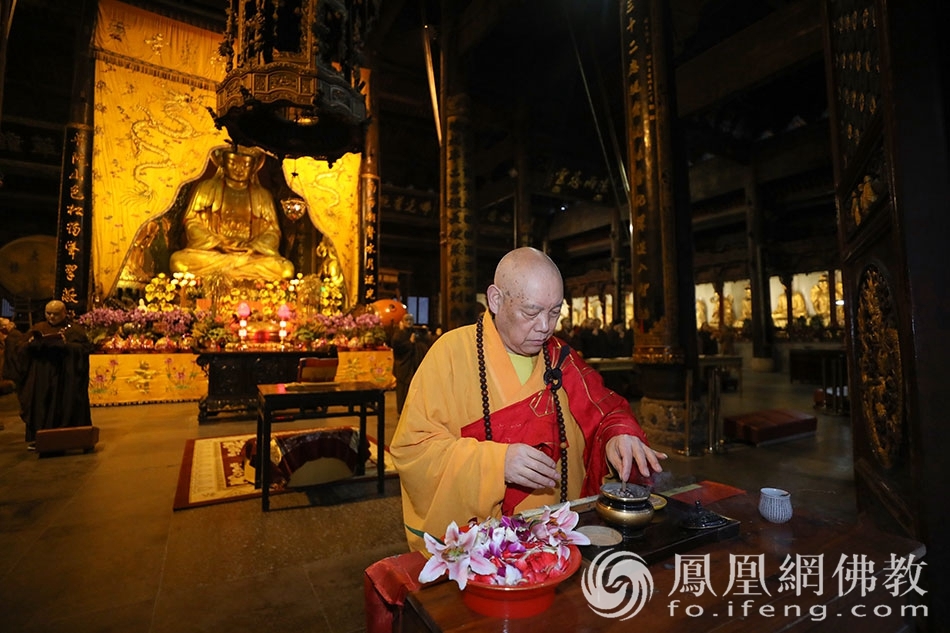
[
  {"left": 835, "top": 280, "right": 844, "bottom": 325},
  {"left": 169, "top": 146, "right": 295, "bottom": 281},
  {"left": 709, "top": 292, "right": 735, "bottom": 328},
  {"left": 741, "top": 285, "right": 752, "bottom": 322},
  {"left": 119, "top": 220, "right": 161, "bottom": 284},
  {"left": 696, "top": 298, "right": 708, "bottom": 329},
  {"left": 316, "top": 238, "right": 346, "bottom": 314},
  {"left": 810, "top": 275, "right": 832, "bottom": 326},
  {"left": 772, "top": 288, "right": 808, "bottom": 327}
]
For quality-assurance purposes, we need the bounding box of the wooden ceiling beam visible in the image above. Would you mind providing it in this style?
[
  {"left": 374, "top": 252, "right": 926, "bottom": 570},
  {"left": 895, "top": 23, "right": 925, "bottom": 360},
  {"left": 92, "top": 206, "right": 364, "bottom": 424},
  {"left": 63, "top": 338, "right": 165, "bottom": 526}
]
[
  {"left": 473, "top": 137, "right": 516, "bottom": 175},
  {"left": 546, "top": 203, "right": 614, "bottom": 241},
  {"left": 693, "top": 249, "right": 748, "bottom": 269},
  {"left": 688, "top": 122, "right": 831, "bottom": 201},
  {"left": 458, "top": 0, "right": 519, "bottom": 55},
  {"left": 365, "top": 0, "right": 409, "bottom": 52},
  {"left": 676, "top": 0, "right": 823, "bottom": 117},
  {"left": 563, "top": 237, "right": 614, "bottom": 260},
  {"left": 474, "top": 177, "right": 515, "bottom": 209}
]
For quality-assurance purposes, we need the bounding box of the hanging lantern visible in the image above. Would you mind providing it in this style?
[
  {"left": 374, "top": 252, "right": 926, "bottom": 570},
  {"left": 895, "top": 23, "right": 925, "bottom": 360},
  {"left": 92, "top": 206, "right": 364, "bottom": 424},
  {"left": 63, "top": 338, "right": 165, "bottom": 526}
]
[
  {"left": 281, "top": 198, "right": 308, "bottom": 221},
  {"left": 281, "top": 167, "right": 309, "bottom": 221}
]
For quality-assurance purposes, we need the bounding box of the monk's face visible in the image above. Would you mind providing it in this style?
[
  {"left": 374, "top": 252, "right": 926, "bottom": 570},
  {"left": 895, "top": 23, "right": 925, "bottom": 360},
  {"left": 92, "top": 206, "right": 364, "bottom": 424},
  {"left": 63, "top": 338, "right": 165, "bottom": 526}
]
[
  {"left": 45, "top": 303, "right": 67, "bottom": 326},
  {"left": 489, "top": 271, "right": 564, "bottom": 356}
]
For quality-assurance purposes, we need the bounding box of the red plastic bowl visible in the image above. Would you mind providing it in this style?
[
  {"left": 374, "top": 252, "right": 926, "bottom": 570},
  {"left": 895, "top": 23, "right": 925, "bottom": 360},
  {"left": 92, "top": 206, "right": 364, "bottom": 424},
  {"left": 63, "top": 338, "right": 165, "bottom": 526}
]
[{"left": 461, "top": 545, "right": 582, "bottom": 619}]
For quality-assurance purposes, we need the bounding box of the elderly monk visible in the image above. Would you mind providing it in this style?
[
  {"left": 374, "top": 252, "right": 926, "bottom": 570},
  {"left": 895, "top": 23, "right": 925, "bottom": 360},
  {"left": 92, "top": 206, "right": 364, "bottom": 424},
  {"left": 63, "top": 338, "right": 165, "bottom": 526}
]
[
  {"left": 19, "top": 301, "right": 93, "bottom": 450},
  {"left": 0, "top": 317, "right": 25, "bottom": 395},
  {"left": 391, "top": 247, "right": 666, "bottom": 551},
  {"left": 170, "top": 146, "right": 295, "bottom": 280}
]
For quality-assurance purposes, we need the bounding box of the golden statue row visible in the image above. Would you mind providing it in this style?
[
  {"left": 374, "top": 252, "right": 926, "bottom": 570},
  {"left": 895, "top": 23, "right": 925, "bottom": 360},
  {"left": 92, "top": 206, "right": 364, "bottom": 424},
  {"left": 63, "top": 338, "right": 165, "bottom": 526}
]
[{"left": 697, "top": 276, "right": 844, "bottom": 329}]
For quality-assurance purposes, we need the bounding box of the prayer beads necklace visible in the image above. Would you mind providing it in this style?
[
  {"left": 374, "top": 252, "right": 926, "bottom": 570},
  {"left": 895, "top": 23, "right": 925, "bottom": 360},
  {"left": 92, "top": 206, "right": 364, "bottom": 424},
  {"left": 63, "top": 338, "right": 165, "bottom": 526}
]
[{"left": 475, "top": 314, "right": 569, "bottom": 503}]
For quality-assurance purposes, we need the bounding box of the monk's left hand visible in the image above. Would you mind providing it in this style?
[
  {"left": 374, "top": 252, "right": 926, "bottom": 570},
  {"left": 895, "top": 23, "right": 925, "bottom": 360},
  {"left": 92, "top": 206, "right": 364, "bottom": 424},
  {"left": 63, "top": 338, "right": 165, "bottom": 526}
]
[{"left": 605, "top": 435, "right": 668, "bottom": 483}]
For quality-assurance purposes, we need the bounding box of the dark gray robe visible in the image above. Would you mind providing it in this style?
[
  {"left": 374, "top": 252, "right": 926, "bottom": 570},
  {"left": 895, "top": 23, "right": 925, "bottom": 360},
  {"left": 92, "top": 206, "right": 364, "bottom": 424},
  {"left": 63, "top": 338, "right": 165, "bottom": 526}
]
[{"left": 19, "top": 320, "right": 93, "bottom": 441}]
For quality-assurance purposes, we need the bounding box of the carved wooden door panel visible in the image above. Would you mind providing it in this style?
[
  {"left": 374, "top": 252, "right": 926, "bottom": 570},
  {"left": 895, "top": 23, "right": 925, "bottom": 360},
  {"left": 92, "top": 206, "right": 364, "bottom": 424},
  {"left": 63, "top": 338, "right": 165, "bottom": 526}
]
[{"left": 823, "top": 0, "right": 950, "bottom": 621}]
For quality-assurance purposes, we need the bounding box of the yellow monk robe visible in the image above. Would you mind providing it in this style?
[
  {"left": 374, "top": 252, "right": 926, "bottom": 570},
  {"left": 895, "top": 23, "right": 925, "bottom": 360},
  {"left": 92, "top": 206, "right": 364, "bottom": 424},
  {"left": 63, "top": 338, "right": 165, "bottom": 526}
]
[{"left": 390, "top": 313, "right": 647, "bottom": 551}]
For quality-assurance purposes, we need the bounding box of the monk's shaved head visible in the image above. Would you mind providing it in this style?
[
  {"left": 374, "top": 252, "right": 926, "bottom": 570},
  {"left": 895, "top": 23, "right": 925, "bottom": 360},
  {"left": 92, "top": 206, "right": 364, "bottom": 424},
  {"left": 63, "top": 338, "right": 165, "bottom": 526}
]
[
  {"left": 44, "top": 300, "right": 67, "bottom": 326},
  {"left": 487, "top": 248, "right": 564, "bottom": 355},
  {"left": 493, "top": 248, "right": 562, "bottom": 297}
]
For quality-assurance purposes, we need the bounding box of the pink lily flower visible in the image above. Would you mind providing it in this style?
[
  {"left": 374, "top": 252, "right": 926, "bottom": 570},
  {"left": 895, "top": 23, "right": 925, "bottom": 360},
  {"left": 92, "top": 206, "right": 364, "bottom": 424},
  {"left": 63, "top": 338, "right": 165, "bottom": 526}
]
[
  {"left": 419, "top": 521, "right": 496, "bottom": 590},
  {"left": 417, "top": 506, "right": 588, "bottom": 588},
  {"left": 543, "top": 504, "right": 591, "bottom": 559}
]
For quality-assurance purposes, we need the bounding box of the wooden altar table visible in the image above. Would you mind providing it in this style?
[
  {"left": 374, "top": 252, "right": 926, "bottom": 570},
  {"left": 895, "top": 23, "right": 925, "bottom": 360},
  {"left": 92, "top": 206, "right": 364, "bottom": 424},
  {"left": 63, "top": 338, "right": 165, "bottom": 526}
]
[
  {"left": 88, "top": 352, "right": 204, "bottom": 406},
  {"left": 196, "top": 348, "right": 393, "bottom": 423},
  {"left": 88, "top": 349, "right": 394, "bottom": 415},
  {"left": 402, "top": 494, "right": 925, "bottom": 633}
]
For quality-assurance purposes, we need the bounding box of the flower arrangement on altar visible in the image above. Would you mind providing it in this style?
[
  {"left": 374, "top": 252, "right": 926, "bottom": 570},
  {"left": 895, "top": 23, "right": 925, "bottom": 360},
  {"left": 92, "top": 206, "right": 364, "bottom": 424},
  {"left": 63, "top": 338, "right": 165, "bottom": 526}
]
[
  {"left": 213, "top": 277, "right": 299, "bottom": 320},
  {"left": 188, "top": 310, "right": 236, "bottom": 350},
  {"left": 418, "top": 504, "right": 590, "bottom": 591},
  {"left": 142, "top": 272, "right": 200, "bottom": 311},
  {"left": 82, "top": 271, "right": 390, "bottom": 354},
  {"left": 79, "top": 306, "right": 197, "bottom": 352},
  {"left": 80, "top": 300, "right": 387, "bottom": 354},
  {"left": 290, "top": 312, "right": 387, "bottom": 351}
]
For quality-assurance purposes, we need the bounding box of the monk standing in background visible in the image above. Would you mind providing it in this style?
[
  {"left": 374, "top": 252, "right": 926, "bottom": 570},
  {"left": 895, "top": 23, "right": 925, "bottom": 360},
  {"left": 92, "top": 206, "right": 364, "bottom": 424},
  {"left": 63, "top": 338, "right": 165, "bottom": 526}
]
[
  {"left": 0, "top": 317, "right": 24, "bottom": 396},
  {"left": 391, "top": 247, "right": 666, "bottom": 551},
  {"left": 391, "top": 313, "right": 427, "bottom": 415},
  {"left": 18, "top": 301, "right": 93, "bottom": 450}
]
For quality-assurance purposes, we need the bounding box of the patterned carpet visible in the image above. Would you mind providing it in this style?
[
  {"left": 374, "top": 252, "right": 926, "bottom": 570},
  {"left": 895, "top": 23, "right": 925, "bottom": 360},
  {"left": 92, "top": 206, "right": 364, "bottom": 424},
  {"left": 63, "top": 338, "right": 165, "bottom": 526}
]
[{"left": 173, "top": 427, "right": 394, "bottom": 510}]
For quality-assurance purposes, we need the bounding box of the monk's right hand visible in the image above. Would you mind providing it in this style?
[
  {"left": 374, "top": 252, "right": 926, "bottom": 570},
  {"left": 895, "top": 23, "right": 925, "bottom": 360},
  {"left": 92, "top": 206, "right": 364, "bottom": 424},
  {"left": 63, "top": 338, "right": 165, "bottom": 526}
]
[{"left": 504, "top": 444, "right": 560, "bottom": 490}]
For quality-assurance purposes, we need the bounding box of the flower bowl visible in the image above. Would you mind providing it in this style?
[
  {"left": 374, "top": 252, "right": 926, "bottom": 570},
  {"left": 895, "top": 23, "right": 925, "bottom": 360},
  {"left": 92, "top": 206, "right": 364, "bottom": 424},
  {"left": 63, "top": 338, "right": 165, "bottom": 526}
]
[{"left": 461, "top": 545, "right": 582, "bottom": 619}]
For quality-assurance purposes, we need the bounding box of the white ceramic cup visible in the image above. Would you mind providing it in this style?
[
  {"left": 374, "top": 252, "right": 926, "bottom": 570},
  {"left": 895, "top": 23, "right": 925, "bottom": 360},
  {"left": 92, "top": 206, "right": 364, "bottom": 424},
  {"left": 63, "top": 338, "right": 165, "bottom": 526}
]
[{"left": 759, "top": 487, "right": 793, "bottom": 524}]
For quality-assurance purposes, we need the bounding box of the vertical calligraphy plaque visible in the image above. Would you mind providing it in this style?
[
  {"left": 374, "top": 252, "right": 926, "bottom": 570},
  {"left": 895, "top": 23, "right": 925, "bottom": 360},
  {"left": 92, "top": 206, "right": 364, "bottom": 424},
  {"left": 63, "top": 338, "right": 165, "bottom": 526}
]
[{"left": 55, "top": 124, "right": 93, "bottom": 313}]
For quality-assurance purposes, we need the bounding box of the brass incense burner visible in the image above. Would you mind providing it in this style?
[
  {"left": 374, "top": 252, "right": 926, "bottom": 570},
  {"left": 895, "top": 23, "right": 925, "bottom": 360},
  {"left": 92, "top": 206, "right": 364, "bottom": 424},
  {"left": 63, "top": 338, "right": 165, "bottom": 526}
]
[{"left": 595, "top": 482, "right": 655, "bottom": 530}]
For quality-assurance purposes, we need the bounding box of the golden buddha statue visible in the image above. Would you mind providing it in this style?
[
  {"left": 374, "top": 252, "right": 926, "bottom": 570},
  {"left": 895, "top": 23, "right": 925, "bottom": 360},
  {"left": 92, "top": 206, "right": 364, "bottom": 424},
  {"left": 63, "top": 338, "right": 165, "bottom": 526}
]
[
  {"left": 772, "top": 288, "right": 808, "bottom": 327},
  {"left": 169, "top": 147, "right": 295, "bottom": 281},
  {"left": 810, "top": 275, "right": 832, "bottom": 326},
  {"left": 696, "top": 298, "right": 708, "bottom": 329},
  {"left": 741, "top": 285, "right": 752, "bottom": 322},
  {"left": 810, "top": 274, "right": 846, "bottom": 326},
  {"left": 708, "top": 292, "right": 735, "bottom": 328}
]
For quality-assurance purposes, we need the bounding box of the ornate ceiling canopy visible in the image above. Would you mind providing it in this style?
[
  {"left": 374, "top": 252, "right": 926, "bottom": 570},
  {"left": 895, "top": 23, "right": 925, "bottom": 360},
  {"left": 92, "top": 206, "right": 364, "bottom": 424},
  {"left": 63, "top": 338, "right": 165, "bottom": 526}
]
[{"left": 212, "top": 0, "right": 380, "bottom": 162}]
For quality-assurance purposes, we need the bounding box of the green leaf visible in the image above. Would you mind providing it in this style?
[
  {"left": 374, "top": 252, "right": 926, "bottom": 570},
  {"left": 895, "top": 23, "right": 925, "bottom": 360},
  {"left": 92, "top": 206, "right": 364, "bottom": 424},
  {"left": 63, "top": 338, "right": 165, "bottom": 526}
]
[{"left": 406, "top": 524, "right": 443, "bottom": 545}]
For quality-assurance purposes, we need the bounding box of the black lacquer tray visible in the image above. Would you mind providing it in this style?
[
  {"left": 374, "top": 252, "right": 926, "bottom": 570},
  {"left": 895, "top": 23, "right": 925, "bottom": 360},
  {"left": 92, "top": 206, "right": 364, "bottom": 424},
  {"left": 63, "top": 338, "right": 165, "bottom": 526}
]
[{"left": 577, "top": 496, "right": 740, "bottom": 565}]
